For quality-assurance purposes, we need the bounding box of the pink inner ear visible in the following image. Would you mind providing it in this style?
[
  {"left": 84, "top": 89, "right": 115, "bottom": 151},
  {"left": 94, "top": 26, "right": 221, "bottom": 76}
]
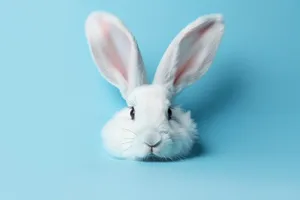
[
  {"left": 174, "top": 21, "right": 214, "bottom": 85},
  {"left": 101, "top": 20, "right": 128, "bottom": 81}
]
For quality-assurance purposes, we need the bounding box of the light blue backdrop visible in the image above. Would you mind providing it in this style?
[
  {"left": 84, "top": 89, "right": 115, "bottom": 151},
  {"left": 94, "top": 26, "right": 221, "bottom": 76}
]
[{"left": 1, "top": 0, "right": 299, "bottom": 199}]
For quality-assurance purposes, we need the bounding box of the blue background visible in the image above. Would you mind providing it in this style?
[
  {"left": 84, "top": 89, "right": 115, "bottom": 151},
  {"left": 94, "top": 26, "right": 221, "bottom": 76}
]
[{"left": 1, "top": 0, "right": 300, "bottom": 199}]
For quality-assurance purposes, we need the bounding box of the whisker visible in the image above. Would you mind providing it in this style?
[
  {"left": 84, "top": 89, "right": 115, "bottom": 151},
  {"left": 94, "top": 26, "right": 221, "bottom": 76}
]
[
  {"left": 123, "top": 137, "right": 135, "bottom": 140},
  {"left": 121, "top": 141, "right": 133, "bottom": 145},
  {"left": 122, "top": 140, "right": 134, "bottom": 144},
  {"left": 123, "top": 145, "right": 132, "bottom": 152},
  {"left": 122, "top": 128, "right": 137, "bottom": 136}
]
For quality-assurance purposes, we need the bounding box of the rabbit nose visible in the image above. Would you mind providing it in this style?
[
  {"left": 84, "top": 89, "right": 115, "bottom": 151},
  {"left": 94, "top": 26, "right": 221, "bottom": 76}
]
[{"left": 143, "top": 133, "right": 162, "bottom": 147}]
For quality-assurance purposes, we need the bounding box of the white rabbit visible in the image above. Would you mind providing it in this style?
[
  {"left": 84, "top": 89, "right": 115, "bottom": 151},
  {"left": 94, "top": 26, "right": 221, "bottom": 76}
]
[{"left": 85, "top": 11, "right": 225, "bottom": 160}]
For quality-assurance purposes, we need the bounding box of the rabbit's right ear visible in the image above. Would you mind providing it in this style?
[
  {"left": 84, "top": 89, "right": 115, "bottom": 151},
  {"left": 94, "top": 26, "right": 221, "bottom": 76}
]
[
  {"left": 85, "top": 12, "right": 147, "bottom": 100},
  {"left": 153, "top": 14, "right": 224, "bottom": 97}
]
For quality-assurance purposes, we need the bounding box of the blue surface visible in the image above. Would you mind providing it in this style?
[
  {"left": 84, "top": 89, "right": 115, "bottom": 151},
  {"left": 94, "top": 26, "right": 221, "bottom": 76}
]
[{"left": 1, "top": 0, "right": 300, "bottom": 199}]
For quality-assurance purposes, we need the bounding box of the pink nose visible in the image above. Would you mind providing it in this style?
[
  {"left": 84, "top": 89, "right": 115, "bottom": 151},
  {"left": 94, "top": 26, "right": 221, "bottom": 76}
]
[{"left": 143, "top": 133, "right": 162, "bottom": 147}]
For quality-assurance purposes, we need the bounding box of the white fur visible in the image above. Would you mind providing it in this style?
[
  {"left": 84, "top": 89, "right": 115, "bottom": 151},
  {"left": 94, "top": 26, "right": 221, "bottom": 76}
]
[
  {"left": 102, "top": 85, "right": 197, "bottom": 160},
  {"left": 85, "top": 11, "right": 225, "bottom": 160},
  {"left": 85, "top": 11, "right": 147, "bottom": 99},
  {"left": 153, "top": 14, "right": 225, "bottom": 95}
]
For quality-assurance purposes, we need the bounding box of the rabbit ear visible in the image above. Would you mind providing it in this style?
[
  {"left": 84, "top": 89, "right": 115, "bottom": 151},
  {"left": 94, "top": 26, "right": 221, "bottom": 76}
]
[
  {"left": 153, "top": 14, "right": 224, "bottom": 96},
  {"left": 85, "top": 12, "right": 147, "bottom": 100}
]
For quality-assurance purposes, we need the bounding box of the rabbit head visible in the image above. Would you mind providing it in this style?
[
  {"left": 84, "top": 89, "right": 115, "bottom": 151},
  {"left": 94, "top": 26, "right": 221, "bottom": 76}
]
[{"left": 85, "top": 12, "right": 224, "bottom": 160}]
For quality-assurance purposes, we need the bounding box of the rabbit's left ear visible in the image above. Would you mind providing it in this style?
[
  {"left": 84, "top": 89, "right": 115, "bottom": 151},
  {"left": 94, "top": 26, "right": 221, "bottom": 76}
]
[
  {"left": 153, "top": 14, "right": 225, "bottom": 96},
  {"left": 85, "top": 12, "right": 147, "bottom": 100}
]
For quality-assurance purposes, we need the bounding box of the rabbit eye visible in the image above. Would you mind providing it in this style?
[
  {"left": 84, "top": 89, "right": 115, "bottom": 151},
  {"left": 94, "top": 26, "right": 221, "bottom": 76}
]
[
  {"left": 130, "top": 107, "right": 135, "bottom": 120},
  {"left": 167, "top": 107, "right": 172, "bottom": 120}
]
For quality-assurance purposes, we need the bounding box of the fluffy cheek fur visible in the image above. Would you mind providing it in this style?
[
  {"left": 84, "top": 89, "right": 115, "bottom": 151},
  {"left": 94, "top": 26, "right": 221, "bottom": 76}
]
[
  {"left": 166, "top": 108, "right": 197, "bottom": 158},
  {"left": 101, "top": 107, "right": 197, "bottom": 160}
]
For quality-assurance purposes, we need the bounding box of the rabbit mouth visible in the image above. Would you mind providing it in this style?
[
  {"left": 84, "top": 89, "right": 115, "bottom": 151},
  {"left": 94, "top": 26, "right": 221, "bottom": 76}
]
[
  {"left": 141, "top": 147, "right": 159, "bottom": 160},
  {"left": 143, "top": 153, "right": 161, "bottom": 162},
  {"left": 142, "top": 146, "right": 171, "bottom": 162}
]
